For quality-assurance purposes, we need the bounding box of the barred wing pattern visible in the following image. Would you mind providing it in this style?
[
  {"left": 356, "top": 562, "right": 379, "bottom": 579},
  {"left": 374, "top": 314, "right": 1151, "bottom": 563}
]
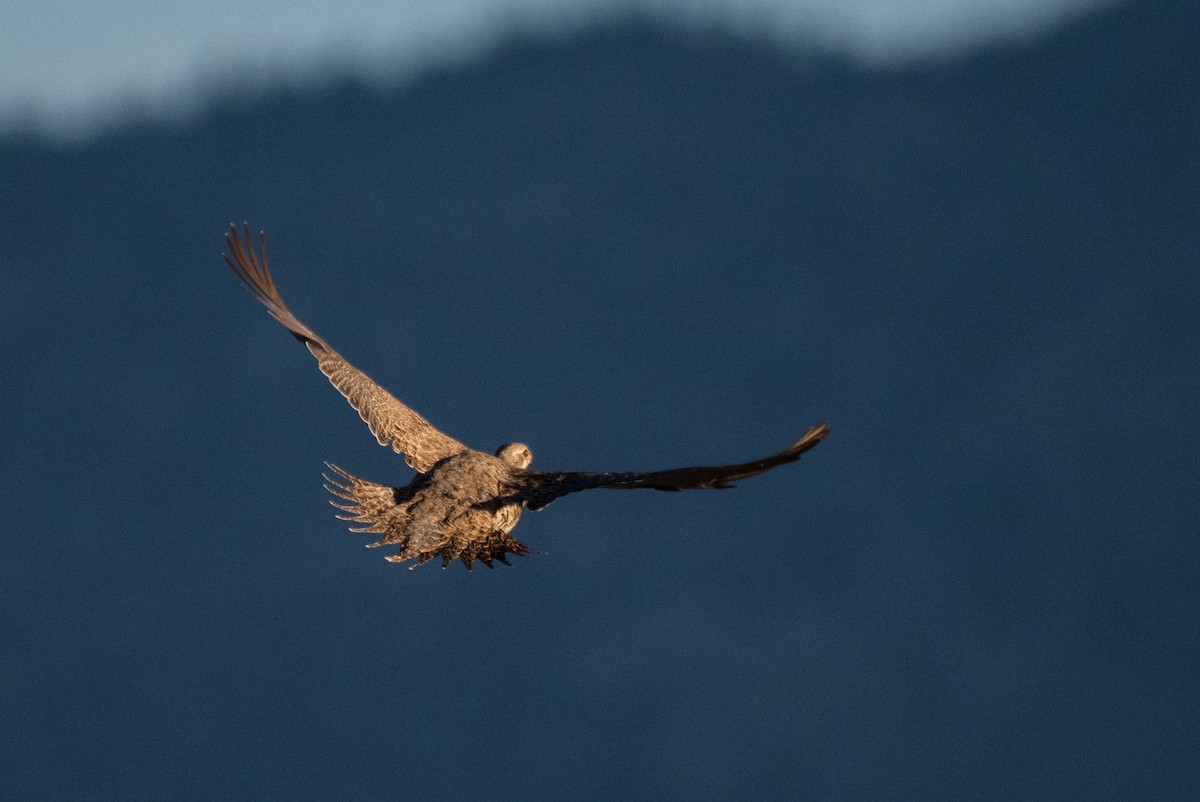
[
  {"left": 224, "top": 224, "right": 466, "bottom": 473},
  {"left": 511, "top": 422, "right": 830, "bottom": 510}
]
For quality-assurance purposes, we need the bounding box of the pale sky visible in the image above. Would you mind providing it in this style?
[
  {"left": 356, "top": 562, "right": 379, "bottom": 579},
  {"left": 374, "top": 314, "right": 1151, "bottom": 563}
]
[{"left": 1, "top": 0, "right": 1122, "bottom": 140}]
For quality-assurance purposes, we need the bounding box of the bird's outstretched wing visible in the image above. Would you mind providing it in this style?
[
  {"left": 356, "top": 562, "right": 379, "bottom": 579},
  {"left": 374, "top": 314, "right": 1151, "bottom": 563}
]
[
  {"left": 224, "top": 223, "right": 467, "bottom": 472},
  {"left": 509, "top": 422, "right": 829, "bottom": 510}
]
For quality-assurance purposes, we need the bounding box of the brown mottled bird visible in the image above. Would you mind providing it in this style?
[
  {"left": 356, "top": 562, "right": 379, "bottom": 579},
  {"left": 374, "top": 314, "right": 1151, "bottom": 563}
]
[{"left": 224, "top": 224, "right": 829, "bottom": 570}]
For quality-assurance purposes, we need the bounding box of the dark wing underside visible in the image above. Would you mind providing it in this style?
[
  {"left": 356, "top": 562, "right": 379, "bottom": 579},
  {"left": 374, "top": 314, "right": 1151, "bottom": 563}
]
[
  {"left": 224, "top": 224, "right": 467, "bottom": 472},
  {"left": 510, "top": 422, "right": 830, "bottom": 510}
]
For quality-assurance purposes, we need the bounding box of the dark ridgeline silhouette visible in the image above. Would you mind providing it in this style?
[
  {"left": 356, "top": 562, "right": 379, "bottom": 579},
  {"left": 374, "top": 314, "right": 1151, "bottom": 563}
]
[{"left": 224, "top": 224, "right": 828, "bottom": 569}]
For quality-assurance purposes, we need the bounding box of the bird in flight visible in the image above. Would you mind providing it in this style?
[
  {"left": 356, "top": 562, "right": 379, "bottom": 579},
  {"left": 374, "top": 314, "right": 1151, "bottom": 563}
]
[{"left": 224, "top": 224, "right": 829, "bottom": 570}]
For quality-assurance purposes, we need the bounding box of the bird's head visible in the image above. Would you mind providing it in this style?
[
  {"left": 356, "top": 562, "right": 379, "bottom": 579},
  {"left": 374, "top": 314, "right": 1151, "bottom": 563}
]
[{"left": 495, "top": 442, "right": 533, "bottom": 469}]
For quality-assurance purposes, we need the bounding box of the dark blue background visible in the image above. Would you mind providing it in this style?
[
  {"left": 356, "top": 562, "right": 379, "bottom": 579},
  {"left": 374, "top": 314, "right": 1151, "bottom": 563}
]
[{"left": 3, "top": 0, "right": 1197, "bottom": 798}]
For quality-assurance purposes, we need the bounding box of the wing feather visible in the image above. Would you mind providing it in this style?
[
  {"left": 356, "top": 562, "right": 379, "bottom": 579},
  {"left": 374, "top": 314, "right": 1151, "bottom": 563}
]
[
  {"left": 224, "top": 224, "right": 466, "bottom": 472},
  {"left": 512, "top": 422, "right": 830, "bottom": 510}
]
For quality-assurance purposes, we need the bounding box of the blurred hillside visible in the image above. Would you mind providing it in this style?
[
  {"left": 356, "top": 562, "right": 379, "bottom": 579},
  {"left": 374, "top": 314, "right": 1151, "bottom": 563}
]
[{"left": 1, "top": 0, "right": 1197, "bottom": 799}]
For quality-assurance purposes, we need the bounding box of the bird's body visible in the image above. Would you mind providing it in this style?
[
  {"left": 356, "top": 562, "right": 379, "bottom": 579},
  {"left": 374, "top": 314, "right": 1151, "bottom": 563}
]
[
  {"left": 325, "top": 449, "right": 531, "bottom": 569},
  {"left": 224, "top": 224, "right": 828, "bottom": 570}
]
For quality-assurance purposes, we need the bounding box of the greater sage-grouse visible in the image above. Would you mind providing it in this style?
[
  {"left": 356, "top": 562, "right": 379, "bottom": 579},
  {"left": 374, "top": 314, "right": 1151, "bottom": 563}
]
[{"left": 224, "top": 224, "right": 828, "bottom": 570}]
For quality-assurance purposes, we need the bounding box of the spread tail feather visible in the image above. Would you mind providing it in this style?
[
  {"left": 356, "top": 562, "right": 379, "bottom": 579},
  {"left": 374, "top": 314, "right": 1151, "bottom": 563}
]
[{"left": 321, "top": 463, "right": 531, "bottom": 570}]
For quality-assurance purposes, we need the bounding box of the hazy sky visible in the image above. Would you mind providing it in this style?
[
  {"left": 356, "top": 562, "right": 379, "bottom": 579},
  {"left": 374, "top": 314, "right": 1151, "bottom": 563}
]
[{"left": 2, "top": 0, "right": 1120, "bottom": 139}]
